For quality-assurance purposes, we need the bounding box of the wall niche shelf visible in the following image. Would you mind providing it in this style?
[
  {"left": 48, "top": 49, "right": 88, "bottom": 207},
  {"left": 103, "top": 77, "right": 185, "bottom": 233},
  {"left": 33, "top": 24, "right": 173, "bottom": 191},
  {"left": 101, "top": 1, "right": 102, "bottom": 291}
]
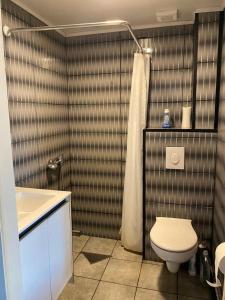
[
  {"left": 143, "top": 128, "right": 217, "bottom": 133},
  {"left": 146, "top": 10, "right": 223, "bottom": 133}
]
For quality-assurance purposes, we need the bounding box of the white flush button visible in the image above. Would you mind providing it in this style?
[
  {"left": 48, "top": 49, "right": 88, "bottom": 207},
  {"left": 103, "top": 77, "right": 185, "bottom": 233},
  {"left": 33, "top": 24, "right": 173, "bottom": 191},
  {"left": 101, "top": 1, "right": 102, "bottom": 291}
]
[
  {"left": 171, "top": 152, "right": 180, "bottom": 165},
  {"left": 166, "top": 147, "right": 184, "bottom": 170}
]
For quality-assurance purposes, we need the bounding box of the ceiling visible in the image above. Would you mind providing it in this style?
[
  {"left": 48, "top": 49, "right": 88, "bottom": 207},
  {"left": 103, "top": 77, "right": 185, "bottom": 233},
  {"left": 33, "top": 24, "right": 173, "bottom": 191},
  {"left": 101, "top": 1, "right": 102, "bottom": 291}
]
[{"left": 12, "top": 0, "right": 222, "bottom": 36}]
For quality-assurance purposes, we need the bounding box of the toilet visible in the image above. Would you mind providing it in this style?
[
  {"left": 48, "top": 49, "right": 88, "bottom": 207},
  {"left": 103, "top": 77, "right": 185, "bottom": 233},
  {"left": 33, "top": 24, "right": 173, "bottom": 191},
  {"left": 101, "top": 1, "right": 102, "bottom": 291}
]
[{"left": 150, "top": 217, "right": 198, "bottom": 273}]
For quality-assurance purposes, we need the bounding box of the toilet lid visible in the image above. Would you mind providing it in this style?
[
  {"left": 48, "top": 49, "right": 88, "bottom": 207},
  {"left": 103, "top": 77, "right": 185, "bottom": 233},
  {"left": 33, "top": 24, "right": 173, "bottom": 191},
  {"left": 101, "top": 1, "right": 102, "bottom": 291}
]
[{"left": 150, "top": 217, "right": 198, "bottom": 252}]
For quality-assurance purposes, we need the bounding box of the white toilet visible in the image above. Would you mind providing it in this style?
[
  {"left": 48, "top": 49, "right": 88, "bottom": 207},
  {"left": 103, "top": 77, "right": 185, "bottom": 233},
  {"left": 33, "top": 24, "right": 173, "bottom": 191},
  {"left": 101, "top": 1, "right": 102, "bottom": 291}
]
[{"left": 150, "top": 217, "right": 198, "bottom": 273}]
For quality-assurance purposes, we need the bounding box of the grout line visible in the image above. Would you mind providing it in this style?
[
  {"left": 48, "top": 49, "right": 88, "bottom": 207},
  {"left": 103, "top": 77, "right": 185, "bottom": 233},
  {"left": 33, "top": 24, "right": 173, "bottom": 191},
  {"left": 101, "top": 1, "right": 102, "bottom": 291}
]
[
  {"left": 72, "top": 251, "right": 82, "bottom": 264},
  {"left": 135, "top": 285, "right": 178, "bottom": 295},
  {"left": 93, "top": 277, "right": 179, "bottom": 295},
  {"left": 134, "top": 260, "right": 143, "bottom": 299},
  {"left": 92, "top": 278, "right": 137, "bottom": 289},
  {"left": 109, "top": 256, "right": 142, "bottom": 263},
  {"left": 90, "top": 238, "right": 118, "bottom": 299},
  {"left": 72, "top": 235, "right": 90, "bottom": 273},
  {"left": 79, "top": 236, "right": 90, "bottom": 251},
  {"left": 72, "top": 237, "right": 188, "bottom": 298},
  {"left": 72, "top": 273, "right": 179, "bottom": 296}
]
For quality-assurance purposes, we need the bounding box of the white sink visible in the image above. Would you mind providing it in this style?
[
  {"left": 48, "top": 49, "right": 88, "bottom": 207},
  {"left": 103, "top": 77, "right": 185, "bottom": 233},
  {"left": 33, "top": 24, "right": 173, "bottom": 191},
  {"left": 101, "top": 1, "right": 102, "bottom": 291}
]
[
  {"left": 16, "top": 187, "right": 71, "bottom": 234},
  {"left": 17, "top": 211, "right": 29, "bottom": 222},
  {"left": 16, "top": 192, "right": 56, "bottom": 212}
]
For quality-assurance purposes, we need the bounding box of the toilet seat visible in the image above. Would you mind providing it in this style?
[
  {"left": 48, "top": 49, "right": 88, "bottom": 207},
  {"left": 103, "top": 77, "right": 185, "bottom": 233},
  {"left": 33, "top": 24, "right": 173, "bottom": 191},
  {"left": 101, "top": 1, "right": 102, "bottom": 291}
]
[{"left": 150, "top": 217, "right": 198, "bottom": 253}]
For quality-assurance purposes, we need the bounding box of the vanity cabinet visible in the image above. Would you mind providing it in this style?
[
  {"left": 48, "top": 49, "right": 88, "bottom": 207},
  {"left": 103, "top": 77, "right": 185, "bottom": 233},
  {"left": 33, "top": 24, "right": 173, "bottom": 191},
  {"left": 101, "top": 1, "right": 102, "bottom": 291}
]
[
  {"left": 48, "top": 202, "right": 72, "bottom": 299},
  {"left": 19, "top": 201, "right": 72, "bottom": 300}
]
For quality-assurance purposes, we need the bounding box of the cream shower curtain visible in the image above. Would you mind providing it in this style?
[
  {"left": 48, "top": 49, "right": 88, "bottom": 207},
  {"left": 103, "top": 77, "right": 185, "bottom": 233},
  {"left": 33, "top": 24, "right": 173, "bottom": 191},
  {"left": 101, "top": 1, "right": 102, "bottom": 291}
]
[{"left": 121, "top": 52, "right": 150, "bottom": 253}]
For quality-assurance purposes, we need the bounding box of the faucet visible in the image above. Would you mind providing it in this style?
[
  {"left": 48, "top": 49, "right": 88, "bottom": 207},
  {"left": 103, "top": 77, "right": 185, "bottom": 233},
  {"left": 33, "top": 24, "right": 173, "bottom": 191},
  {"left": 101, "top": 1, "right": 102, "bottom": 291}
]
[{"left": 47, "top": 155, "right": 64, "bottom": 170}]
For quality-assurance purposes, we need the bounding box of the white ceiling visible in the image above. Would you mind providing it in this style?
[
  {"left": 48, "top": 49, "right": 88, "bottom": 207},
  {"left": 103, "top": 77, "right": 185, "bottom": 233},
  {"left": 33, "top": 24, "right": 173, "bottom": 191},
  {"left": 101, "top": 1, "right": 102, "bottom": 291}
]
[{"left": 12, "top": 0, "right": 222, "bottom": 36}]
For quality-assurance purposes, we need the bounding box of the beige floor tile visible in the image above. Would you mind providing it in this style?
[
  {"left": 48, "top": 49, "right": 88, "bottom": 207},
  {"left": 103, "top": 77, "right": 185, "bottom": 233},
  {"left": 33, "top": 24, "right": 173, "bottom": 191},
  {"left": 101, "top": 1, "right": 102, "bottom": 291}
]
[
  {"left": 73, "top": 252, "right": 79, "bottom": 262},
  {"left": 83, "top": 237, "right": 117, "bottom": 255},
  {"left": 142, "top": 260, "right": 163, "bottom": 266},
  {"left": 102, "top": 258, "right": 141, "bottom": 286},
  {"left": 138, "top": 262, "right": 177, "bottom": 294},
  {"left": 58, "top": 276, "right": 98, "bottom": 300},
  {"left": 92, "top": 281, "right": 136, "bottom": 300},
  {"left": 178, "top": 270, "right": 212, "bottom": 299},
  {"left": 74, "top": 253, "right": 109, "bottom": 280},
  {"left": 72, "top": 235, "right": 89, "bottom": 252},
  {"left": 112, "top": 241, "right": 142, "bottom": 262},
  {"left": 135, "top": 288, "right": 177, "bottom": 300}
]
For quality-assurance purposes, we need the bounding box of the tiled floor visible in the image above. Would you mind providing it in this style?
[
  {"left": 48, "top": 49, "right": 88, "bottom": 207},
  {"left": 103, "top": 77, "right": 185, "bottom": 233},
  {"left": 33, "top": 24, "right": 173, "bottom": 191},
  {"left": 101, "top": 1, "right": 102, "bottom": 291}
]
[{"left": 59, "top": 236, "right": 213, "bottom": 300}]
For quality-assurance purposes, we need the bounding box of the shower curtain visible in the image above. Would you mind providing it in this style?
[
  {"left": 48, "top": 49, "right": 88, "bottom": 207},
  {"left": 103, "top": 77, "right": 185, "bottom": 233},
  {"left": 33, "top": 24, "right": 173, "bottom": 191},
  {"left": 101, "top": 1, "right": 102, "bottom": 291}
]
[{"left": 121, "top": 52, "right": 150, "bottom": 253}]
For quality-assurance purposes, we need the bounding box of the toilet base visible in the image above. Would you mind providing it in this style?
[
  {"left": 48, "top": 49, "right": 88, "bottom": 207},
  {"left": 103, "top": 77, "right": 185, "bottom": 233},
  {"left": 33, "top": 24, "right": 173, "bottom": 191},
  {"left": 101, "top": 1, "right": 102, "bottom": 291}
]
[{"left": 166, "top": 261, "right": 180, "bottom": 273}]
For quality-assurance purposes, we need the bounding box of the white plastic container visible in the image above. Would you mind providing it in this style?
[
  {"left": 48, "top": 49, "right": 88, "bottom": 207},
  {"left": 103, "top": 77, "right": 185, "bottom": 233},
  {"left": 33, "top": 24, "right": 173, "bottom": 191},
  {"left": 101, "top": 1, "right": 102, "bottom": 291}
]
[{"left": 181, "top": 106, "right": 192, "bottom": 129}]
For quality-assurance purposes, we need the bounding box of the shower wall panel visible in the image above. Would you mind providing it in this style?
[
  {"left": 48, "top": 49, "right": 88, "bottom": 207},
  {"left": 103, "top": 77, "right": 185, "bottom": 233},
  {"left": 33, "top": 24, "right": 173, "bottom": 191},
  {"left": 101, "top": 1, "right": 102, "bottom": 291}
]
[
  {"left": 67, "top": 34, "right": 123, "bottom": 238},
  {"left": 1, "top": 0, "right": 70, "bottom": 190}
]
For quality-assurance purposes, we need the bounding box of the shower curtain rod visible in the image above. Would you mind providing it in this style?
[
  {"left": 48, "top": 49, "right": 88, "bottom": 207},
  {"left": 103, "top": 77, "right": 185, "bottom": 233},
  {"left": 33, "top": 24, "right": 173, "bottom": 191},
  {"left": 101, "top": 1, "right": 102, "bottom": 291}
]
[{"left": 3, "top": 20, "right": 151, "bottom": 53}]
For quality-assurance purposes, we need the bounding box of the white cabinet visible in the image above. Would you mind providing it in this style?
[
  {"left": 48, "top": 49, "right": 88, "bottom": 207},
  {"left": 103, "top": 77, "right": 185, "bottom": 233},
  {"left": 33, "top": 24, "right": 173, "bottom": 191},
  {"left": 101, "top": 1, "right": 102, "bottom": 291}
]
[
  {"left": 48, "top": 202, "right": 72, "bottom": 299},
  {"left": 20, "top": 201, "right": 72, "bottom": 300},
  {"left": 20, "top": 221, "right": 52, "bottom": 300}
]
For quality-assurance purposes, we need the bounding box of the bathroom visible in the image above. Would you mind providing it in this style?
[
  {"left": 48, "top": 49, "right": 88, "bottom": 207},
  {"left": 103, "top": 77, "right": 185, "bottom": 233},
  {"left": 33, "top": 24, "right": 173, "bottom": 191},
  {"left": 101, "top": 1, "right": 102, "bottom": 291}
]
[{"left": 0, "top": 0, "right": 225, "bottom": 299}]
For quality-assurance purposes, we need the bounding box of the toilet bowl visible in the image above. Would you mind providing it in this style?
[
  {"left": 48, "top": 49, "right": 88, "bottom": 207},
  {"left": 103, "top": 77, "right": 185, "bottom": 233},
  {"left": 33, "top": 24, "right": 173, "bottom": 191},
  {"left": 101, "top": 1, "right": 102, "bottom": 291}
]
[{"left": 150, "top": 217, "right": 198, "bottom": 273}]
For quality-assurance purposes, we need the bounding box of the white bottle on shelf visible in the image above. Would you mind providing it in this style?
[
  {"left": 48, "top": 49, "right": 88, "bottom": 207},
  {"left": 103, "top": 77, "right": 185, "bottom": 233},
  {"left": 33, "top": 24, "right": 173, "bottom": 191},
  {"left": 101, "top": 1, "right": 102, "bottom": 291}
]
[{"left": 181, "top": 106, "right": 192, "bottom": 129}]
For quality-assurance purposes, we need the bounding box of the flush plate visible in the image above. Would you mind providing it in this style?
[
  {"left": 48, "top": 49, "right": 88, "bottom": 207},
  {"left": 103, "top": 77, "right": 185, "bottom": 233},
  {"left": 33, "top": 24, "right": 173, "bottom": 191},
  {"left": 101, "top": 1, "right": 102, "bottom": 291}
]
[{"left": 166, "top": 147, "right": 184, "bottom": 170}]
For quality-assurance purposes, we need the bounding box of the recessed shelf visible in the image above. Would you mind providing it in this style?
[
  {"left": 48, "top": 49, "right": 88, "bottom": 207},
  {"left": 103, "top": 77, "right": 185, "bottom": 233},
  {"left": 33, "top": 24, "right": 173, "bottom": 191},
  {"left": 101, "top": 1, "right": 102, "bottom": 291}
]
[{"left": 143, "top": 128, "right": 217, "bottom": 133}]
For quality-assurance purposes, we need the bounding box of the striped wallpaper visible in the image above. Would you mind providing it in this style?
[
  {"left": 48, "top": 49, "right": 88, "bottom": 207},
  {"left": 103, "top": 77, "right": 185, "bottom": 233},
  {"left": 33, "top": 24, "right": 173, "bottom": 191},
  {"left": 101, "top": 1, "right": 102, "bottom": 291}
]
[
  {"left": 67, "top": 25, "right": 196, "bottom": 238},
  {"left": 144, "top": 131, "right": 216, "bottom": 260},
  {"left": 68, "top": 33, "right": 122, "bottom": 238},
  {"left": 196, "top": 12, "right": 219, "bottom": 129},
  {"left": 1, "top": 0, "right": 70, "bottom": 191},
  {"left": 1, "top": 0, "right": 222, "bottom": 260},
  {"left": 213, "top": 9, "right": 225, "bottom": 252},
  {"left": 213, "top": 10, "right": 225, "bottom": 299},
  {"left": 68, "top": 12, "right": 219, "bottom": 241}
]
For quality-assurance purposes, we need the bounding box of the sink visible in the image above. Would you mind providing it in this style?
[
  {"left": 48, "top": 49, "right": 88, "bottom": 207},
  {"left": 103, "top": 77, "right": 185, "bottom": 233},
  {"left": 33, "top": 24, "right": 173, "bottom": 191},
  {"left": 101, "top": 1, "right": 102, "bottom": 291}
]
[
  {"left": 16, "top": 192, "right": 56, "bottom": 212},
  {"left": 17, "top": 211, "right": 29, "bottom": 222},
  {"left": 16, "top": 187, "right": 71, "bottom": 235}
]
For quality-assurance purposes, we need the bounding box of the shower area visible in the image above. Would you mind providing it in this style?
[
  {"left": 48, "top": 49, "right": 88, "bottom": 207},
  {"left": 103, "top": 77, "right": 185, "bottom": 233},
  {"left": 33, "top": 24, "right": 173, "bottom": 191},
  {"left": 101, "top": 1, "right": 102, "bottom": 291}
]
[
  {"left": 2, "top": 1, "right": 148, "bottom": 239},
  {"left": 2, "top": 0, "right": 152, "bottom": 240},
  {"left": 1, "top": 0, "right": 222, "bottom": 262}
]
